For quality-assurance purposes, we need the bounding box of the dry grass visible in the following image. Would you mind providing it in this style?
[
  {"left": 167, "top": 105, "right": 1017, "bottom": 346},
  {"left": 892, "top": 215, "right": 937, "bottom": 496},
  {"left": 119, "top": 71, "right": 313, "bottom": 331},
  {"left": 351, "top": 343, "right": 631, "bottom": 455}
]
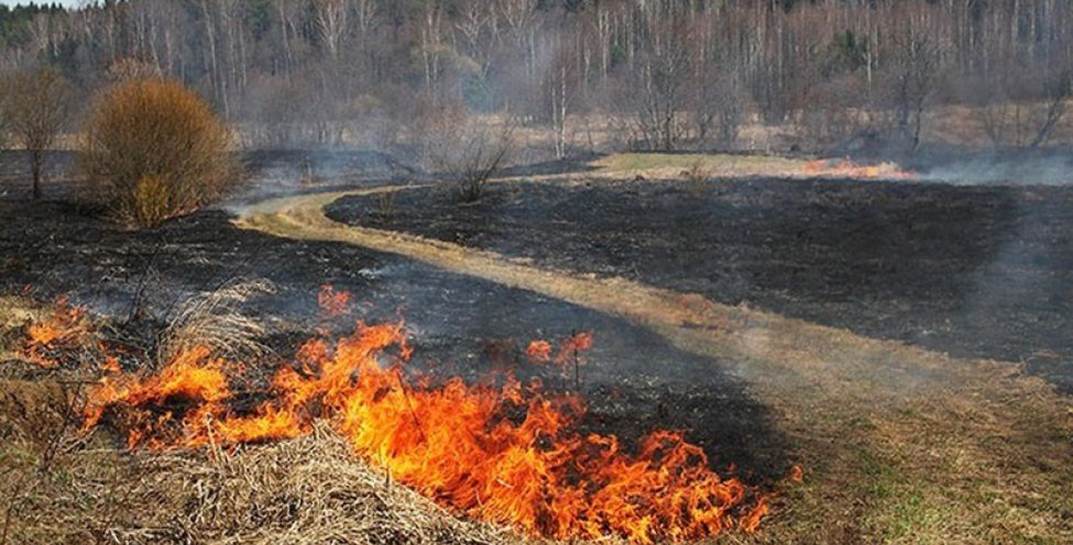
[
  {"left": 156, "top": 279, "right": 276, "bottom": 366},
  {"left": 0, "top": 296, "right": 40, "bottom": 360},
  {"left": 0, "top": 297, "right": 524, "bottom": 545},
  {"left": 1, "top": 409, "right": 519, "bottom": 545},
  {"left": 591, "top": 153, "right": 808, "bottom": 180}
]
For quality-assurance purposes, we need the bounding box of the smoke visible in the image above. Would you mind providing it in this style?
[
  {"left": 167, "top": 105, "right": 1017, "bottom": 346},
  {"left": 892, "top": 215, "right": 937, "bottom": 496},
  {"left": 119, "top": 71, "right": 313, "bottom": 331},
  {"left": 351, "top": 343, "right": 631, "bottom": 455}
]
[{"left": 916, "top": 153, "right": 1073, "bottom": 186}]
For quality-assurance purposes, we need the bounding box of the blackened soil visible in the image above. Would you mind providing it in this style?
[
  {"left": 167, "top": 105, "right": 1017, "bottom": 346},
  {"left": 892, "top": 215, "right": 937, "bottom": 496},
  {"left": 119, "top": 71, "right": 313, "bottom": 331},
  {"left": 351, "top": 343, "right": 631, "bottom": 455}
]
[
  {"left": 327, "top": 178, "right": 1073, "bottom": 393},
  {"left": 0, "top": 198, "right": 788, "bottom": 482}
]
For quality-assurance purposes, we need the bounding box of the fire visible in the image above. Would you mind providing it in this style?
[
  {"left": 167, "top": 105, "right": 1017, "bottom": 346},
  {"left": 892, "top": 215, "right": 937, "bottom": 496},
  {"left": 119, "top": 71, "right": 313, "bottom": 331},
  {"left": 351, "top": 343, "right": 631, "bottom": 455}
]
[
  {"left": 526, "top": 331, "right": 592, "bottom": 369},
  {"left": 554, "top": 330, "right": 593, "bottom": 366},
  {"left": 317, "top": 284, "right": 352, "bottom": 318},
  {"left": 526, "top": 340, "right": 552, "bottom": 362},
  {"left": 22, "top": 296, "right": 92, "bottom": 368},
  {"left": 80, "top": 319, "right": 768, "bottom": 542},
  {"left": 789, "top": 464, "right": 804, "bottom": 483},
  {"left": 802, "top": 158, "right": 915, "bottom": 180}
]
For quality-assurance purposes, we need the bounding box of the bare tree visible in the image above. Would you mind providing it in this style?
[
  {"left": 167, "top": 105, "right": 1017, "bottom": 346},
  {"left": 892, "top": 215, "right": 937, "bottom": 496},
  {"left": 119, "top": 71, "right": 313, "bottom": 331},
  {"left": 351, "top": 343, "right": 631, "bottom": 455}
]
[
  {"left": 1029, "top": 67, "right": 1072, "bottom": 149},
  {"left": 313, "top": 0, "right": 349, "bottom": 62},
  {"left": 4, "top": 68, "right": 73, "bottom": 200},
  {"left": 630, "top": 23, "right": 691, "bottom": 151},
  {"left": 544, "top": 31, "right": 580, "bottom": 159},
  {"left": 888, "top": 30, "right": 941, "bottom": 152}
]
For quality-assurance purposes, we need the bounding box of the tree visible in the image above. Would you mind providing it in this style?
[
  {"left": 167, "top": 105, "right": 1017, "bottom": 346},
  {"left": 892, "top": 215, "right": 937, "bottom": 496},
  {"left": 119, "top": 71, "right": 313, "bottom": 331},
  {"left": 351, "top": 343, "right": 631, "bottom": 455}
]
[
  {"left": 1029, "top": 67, "right": 1072, "bottom": 149},
  {"left": 630, "top": 22, "right": 691, "bottom": 151},
  {"left": 4, "top": 67, "right": 72, "bottom": 200},
  {"left": 888, "top": 30, "right": 941, "bottom": 152},
  {"left": 80, "top": 78, "right": 239, "bottom": 227}
]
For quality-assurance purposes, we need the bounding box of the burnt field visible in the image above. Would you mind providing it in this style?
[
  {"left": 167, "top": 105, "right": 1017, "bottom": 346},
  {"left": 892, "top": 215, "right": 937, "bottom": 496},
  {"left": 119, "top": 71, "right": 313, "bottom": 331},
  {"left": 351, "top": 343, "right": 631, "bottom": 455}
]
[
  {"left": 3, "top": 152, "right": 1073, "bottom": 545},
  {"left": 0, "top": 200, "right": 789, "bottom": 480},
  {"left": 328, "top": 176, "right": 1073, "bottom": 392}
]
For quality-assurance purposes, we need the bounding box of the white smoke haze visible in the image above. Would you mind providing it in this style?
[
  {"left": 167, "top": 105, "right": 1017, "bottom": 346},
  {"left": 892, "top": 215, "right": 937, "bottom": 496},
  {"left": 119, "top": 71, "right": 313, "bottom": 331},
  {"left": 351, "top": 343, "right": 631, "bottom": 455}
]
[{"left": 918, "top": 154, "right": 1073, "bottom": 186}]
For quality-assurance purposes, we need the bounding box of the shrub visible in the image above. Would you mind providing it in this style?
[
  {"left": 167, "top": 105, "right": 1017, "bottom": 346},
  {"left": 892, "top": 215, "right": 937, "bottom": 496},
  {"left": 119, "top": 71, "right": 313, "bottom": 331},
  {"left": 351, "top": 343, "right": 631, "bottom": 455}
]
[
  {"left": 80, "top": 78, "right": 238, "bottom": 227},
  {"left": 129, "top": 175, "right": 171, "bottom": 228},
  {"left": 416, "top": 102, "right": 514, "bottom": 203}
]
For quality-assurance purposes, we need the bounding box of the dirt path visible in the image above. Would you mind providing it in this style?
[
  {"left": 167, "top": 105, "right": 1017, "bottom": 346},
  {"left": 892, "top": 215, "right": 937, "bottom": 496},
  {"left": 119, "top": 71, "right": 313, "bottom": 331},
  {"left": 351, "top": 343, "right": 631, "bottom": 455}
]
[{"left": 235, "top": 187, "right": 1073, "bottom": 544}]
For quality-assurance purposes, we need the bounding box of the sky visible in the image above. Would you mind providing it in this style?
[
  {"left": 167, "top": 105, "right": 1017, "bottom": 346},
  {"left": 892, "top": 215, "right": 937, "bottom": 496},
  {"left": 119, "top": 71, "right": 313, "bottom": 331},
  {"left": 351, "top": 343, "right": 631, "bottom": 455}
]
[{"left": 0, "top": 1, "right": 85, "bottom": 7}]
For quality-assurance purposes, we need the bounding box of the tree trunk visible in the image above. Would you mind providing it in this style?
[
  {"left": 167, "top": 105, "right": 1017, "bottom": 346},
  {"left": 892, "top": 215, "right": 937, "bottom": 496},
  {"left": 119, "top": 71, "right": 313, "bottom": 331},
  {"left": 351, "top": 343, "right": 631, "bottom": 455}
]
[{"left": 31, "top": 151, "right": 43, "bottom": 200}]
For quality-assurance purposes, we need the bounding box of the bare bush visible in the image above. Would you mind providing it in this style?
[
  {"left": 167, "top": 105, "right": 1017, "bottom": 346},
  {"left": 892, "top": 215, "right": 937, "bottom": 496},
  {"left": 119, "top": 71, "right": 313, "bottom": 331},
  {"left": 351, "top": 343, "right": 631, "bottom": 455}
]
[
  {"left": 2, "top": 67, "right": 74, "bottom": 200},
  {"left": 629, "top": 34, "right": 690, "bottom": 151},
  {"left": 418, "top": 103, "right": 514, "bottom": 203},
  {"left": 683, "top": 159, "right": 712, "bottom": 184},
  {"left": 796, "top": 77, "right": 872, "bottom": 150},
  {"left": 691, "top": 69, "right": 746, "bottom": 150},
  {"left": 80, "top": 78, "right": 239, "bottom": 227},
  {"left": 156, "top": 278, "right": 275, "bottom": 366},
  {"left": 970, "top": 64, "right": 1072, "bottom": 150}
]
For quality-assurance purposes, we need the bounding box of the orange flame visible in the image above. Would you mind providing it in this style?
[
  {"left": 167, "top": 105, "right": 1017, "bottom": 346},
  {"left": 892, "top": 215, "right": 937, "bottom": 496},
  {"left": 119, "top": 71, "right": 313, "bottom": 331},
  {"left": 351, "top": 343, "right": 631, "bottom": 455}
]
[
  {"left": 526, "top": 340, "right": 552, "bottom": 362},
  {"left": 554, "top": 331, "right": 593, "bottom": 367},
  {"left": 22, "top": 296, "right": 92, "bottom": 368},
  {"left": 81, "top": 319, "right": 767, "bottom": 542},
  {"left": 802, "top": 158, "right": 915, "bottom": 180},
  {"left": 789, "top": 464, "right": 804, "bottom": 483},
  {"left": 317, "top": 284, "right": 352, "bottom": 318}
]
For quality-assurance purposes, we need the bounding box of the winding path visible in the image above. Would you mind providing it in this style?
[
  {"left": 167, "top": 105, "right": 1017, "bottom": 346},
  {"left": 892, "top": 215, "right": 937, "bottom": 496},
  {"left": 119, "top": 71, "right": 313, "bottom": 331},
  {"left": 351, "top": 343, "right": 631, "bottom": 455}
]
[{"left": 236, "top": 187, "right": 993, "bottom": 396}]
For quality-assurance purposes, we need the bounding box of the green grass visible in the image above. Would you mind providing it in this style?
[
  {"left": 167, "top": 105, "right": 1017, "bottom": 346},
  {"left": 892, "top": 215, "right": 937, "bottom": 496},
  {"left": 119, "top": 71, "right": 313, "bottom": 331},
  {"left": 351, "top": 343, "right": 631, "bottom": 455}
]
[{"left": 593, "top": 152, "right": 807, "bottom": 176}]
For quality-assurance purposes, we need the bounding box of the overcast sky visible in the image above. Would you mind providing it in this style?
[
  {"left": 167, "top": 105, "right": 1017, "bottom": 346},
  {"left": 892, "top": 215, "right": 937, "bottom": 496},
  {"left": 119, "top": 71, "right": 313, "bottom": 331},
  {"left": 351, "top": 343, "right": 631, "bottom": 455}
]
[{"left": 0, "top": 1, "right": 85, "bottom": 7}]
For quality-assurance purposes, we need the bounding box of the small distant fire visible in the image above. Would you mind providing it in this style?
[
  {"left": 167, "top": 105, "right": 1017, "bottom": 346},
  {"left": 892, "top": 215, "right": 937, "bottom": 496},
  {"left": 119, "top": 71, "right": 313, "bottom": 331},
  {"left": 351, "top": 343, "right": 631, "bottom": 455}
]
[
  {"left": 525, "top": 331, "right": 593, "bottom": 369},
  {"left": 802, "top": 158, "right": 915, "bottom": 180},
  {"left": 525, "top": 339, "right": 552, "bottom": 362},
  {"left": 317, "top": 283, "right": 352, "bottom": 318},
  {"left": 20, "top": 294, "right": 775, "bottom": 543}
]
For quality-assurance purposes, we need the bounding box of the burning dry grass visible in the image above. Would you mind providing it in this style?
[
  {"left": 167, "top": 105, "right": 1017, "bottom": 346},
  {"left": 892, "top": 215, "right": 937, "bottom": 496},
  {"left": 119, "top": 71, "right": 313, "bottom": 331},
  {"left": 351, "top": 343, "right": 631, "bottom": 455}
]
[
  {"left": 1, "top": 297, "right": 517, "bottom": 545},
  {"left": 1, "top": 415, "right": 515, "bottom": 545},
  {"left": 3, "top": 293, "right": 770, "bottom": 544}
]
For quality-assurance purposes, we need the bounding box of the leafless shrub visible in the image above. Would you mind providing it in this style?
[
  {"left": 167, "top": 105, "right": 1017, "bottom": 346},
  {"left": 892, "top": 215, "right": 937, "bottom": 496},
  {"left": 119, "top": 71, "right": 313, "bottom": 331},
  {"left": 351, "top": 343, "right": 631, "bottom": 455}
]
[
  {"left": 156, "top": 279, "right": 275, "bottom": 366},
  {"left": 973, "top": 65, "right": 1072, "bottom": 149},
  {"left": 885, "top": 31, "right": 942, "bottom": 151},
  {"left": 626, "top": 36, "right": 690, "bottom": 151},
  {"left": 683, "top": 159, "right": 711, "bottom": 184},
  {"left": 375, "top": 190, "right": 397, "bottom": 219},
  {"left": 691, "top": 71, "right": 746, "bottom": 150},
  {"left": 418, "top": 103, "right": 514, "bottom": 203}
]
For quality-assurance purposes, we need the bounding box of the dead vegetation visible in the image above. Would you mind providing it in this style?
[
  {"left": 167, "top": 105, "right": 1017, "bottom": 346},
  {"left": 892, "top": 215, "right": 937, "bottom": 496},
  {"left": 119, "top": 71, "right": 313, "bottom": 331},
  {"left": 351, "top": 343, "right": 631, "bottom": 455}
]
[
  {"left": 0, "top": 290, "right": 520, "bottom": 545},
  {"left": 156, "top": 278, "right": 275, "bottom": 366},
  {"left": 1, "top": 405, "right": 515, "bottom": 545},
  {"left": 79, "top": 78, "right": 240, "bottom": 228},
  {"left": 416, "top": 102, "right": 515, "bottom": 203}
]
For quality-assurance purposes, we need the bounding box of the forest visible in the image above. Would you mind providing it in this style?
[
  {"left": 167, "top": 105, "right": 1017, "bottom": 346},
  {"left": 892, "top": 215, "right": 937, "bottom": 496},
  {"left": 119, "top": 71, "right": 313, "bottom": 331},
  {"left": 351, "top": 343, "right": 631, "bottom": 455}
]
[{"left": 1, "top": 0, "right": 1071, "bottom": 157}]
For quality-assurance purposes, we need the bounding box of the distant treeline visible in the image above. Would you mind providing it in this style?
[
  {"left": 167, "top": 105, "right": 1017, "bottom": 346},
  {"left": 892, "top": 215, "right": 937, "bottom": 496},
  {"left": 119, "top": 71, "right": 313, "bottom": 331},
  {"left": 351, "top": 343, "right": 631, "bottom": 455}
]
[
  {"left": 2, "top": 0, "right": 1072, "bottom": 154},
  {"left": 0, "top": 3, "right": 66, "bottom": 48}
]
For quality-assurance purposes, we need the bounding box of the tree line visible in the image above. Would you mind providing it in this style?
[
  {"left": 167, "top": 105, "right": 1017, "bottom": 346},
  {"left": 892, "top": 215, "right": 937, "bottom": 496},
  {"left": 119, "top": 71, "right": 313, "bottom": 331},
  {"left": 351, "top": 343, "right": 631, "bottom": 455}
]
[{"left": 2, "top": 0, "right": 1072, "bottom": 156}]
